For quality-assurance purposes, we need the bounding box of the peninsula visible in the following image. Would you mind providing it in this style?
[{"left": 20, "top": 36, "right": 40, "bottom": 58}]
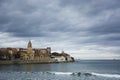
[{"left": 0, "top": 41, "right": 74, "bottom": 64}]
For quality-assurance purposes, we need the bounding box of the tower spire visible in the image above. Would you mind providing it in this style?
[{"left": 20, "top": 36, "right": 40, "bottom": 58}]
[
  {"left": 27, "top": 40, "right": 33, "bottom": 54},
  {"left": 28, "top": 40, "right": 32, "bottom": 48}
]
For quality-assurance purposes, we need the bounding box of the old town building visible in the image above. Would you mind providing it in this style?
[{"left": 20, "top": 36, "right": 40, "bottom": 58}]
[
  {"left": 0, "top": 41, "right": 74, "bottom": 63},
  {"left": 18, "top": 41, "right": 51, "bottom": 61}
]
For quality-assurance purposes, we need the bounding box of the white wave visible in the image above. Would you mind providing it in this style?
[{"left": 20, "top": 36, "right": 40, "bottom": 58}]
[
  {"left": 50, "top": 72, "right": 72, "bottom": 75},
  {"left": 46, "top": 71, "right": 120, "bottom": 78},
  {"left": 92, "top": 72, "right": 120, "bottom": 78}
]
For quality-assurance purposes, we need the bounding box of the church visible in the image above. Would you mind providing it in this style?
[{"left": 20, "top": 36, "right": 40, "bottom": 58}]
[{"left": 18, "top": 41, "right": 52, "bottom": 62}]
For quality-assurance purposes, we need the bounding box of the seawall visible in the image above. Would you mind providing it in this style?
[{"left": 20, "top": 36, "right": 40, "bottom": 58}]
[{"left": 0, "top": 60, "right": 74, "bottom": 65}]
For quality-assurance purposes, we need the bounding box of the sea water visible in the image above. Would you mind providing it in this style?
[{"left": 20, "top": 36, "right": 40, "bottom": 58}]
[{"left": 0, "top": 60, "right": 120, "bottom": 80}]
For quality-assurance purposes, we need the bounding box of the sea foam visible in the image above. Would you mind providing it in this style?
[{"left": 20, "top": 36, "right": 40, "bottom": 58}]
[
  {"left": 48, "top": 71, "right": 120, "bottom": 78},
  {"left": 48, "top": 72, "right": 72, "bottom": 75},
  {"left": 91, "top": 72, "right": 120, "bottom": 78}
]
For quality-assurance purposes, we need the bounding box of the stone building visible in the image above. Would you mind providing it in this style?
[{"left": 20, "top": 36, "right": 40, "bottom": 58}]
[
  {"left": 18, "top": 41, "right": 51, "bottom": 62},
  {"left": 34, "top": 48, "right": 51, "bottom": 62},
  {"left": 0, "top": 48, "right": 17, "bottom": 60},
  {"left": 18, "top": 41, "right": 35, "bottom": 60},
  {"left": 0, "top": 41, "right": 74, "bottom": 63}
]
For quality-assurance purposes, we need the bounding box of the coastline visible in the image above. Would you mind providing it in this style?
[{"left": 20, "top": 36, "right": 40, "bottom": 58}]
[
  {"left": 0, "top": 60, "right": 74, "bottom": 65},
  {"left": 0, "top": 41, "right": 75, "bottom": 64}
]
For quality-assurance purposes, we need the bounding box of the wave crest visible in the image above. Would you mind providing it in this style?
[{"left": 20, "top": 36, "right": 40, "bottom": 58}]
[
  {"left": 91, "top": 72, "right": 120, "bottom": 78},
  {"left": 47, "top": 71, "right": 120, "bottom": 78}
]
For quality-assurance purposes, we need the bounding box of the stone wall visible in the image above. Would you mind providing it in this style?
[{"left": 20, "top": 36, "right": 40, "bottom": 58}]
[{"left": 0, "top": 60, "right": 74, "bottom": 65}]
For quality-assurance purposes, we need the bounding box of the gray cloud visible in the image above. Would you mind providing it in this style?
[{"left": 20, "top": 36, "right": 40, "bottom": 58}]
[{"left": 0, "top": 0, "right": 120, "bottom": 59}]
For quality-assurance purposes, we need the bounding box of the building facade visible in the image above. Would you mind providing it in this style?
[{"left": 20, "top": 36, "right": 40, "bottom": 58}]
[
  {"left": 0, "top": 41, "right": 74, "bottom": 63},
  {"left": 18, "top": 41, "right": 51, "bottom": 62}
]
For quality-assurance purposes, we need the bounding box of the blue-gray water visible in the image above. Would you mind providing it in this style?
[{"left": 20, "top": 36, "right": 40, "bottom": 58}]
[{"left": 0, "top": 60, "right": 120, "bottom": 80}]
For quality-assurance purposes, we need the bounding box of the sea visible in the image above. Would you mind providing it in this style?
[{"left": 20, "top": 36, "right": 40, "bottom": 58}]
[{"left": 0, "top": 60, "right": 120, "bottom": 80}]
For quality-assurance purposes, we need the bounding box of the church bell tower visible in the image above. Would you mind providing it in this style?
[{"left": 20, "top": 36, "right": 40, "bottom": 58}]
[{"left": 27, "top": 40, "right": 33, "bottom": 53}]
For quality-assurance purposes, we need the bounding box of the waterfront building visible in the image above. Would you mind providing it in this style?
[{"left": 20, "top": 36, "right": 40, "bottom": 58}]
[
  {"left": 51, "top": 51, "right": 73, "bottom": 62},
  {"left": 18, "top": 40, "right": 35, "bottom": 60},
  {"left": 0, "top": 41, "right": 74, "bottom": 64},
  {"left": 18, "top": 41, "right": 51, "bottom": 61}
]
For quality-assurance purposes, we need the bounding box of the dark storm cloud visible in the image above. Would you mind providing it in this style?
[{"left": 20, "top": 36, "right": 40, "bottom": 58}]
[
  {"left": 88, "top": 10, "right": 120, "bottom": 35},
  {"left": 0, "top": 0, "right": 120, "bottom": 50},
  {"left": 0, "top": 1, "right": 50, "bottom": 37},
  {"left": 59, "top": 0, "right": 120, "bottom": 16}
]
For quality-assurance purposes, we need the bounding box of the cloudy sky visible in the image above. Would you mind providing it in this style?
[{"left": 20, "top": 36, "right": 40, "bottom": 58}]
[{"left": 0, "top": 0, "right": 120, "bottom": 59}]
